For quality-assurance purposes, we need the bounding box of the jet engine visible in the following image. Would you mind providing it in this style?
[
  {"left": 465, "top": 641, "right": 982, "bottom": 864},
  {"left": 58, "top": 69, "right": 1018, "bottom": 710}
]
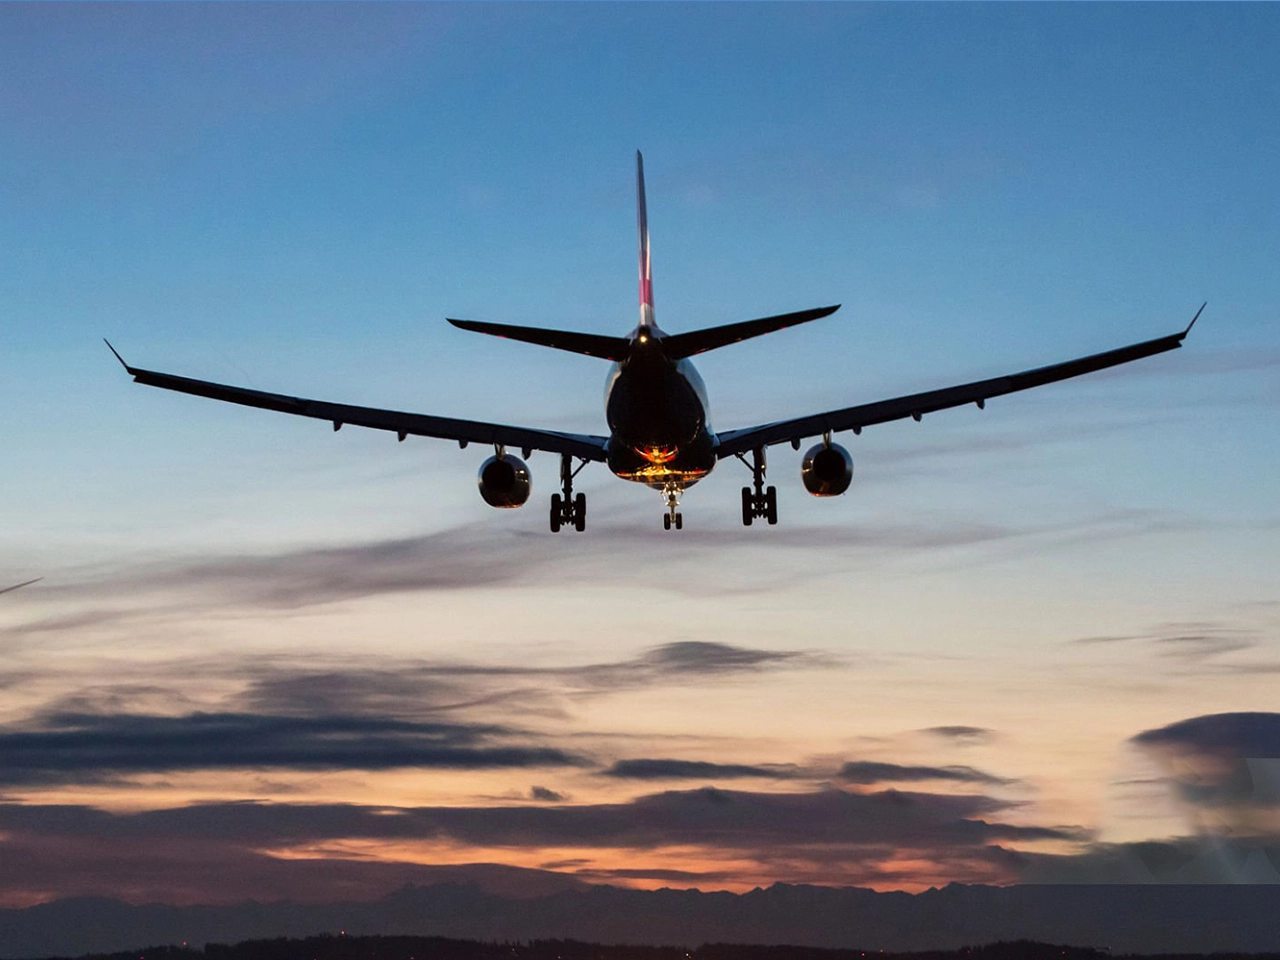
[
  {"left": 801, "top": 442, "right": 853, "bottom": 497},
  {"left": 477, "top": 453, "right": 531, "bottom": 508}
]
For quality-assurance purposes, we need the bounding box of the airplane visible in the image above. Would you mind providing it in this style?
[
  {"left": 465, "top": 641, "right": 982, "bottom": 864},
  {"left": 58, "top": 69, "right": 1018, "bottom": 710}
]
[
  {"left": 107, "top": 152, "right": 1200, "bottom": 533},
  {"left": 0, "top": 577, "right": 41, "bottom": 596}
]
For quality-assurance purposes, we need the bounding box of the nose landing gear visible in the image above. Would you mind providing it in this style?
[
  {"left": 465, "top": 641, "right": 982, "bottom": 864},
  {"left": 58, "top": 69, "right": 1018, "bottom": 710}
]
[{"left": 662, "top": 483, "right": 683, "bottom": 531}]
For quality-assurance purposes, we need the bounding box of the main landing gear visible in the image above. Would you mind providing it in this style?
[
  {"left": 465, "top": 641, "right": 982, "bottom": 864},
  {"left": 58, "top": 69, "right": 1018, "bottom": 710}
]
[
  {"left": 662, "top": 482, "right": 683, "bottom": 531},
  {"left": 737, "top": 446, "right": 777, "bottom": 526},
  {"left": 550, "top": 454, "right": 587, "bottom": 533}
]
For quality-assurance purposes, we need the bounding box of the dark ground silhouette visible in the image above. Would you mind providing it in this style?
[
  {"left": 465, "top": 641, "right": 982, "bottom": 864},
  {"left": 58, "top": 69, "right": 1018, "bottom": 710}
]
[{"left": 32, "top": 934, "right": 1280, "bottom": 960}]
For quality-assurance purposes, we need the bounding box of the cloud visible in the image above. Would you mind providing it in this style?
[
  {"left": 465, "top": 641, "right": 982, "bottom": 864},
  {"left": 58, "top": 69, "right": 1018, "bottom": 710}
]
[
  {"left": 1133, "top": 712, "right": 1280, "bottom": 763},
  {"left": 1152, "top": 626, "right": 1258, "bottom": 663},
  {"left": 1066, "top": 618, "right": 1266, "bottom": 672},
  {"left": 921, "top": 725, "right": 995, "bottom": 745},
  {"left": 1131, "top": 712, "right": 1280, "bottom": 808},
  {"left": 0, "top": 711, "right": 588, "bottom": 786},
  {"left": 839, "top": 761, "right": 1012, "bottom": 786},
  {"left": 0, "top": 784, "right": 1082, "bottom": 904},
  {"left": 234, "top": 640, "right": 826, "bottom": 716},
  {"left": 0, "top": 635, "right": 836, "bottom": 790},
  {"left": 2, "top": 634, "right": 823, "bottom": 738},
  {"left": 530, "top": 786, "right": 566, "bottom": 802},
  {"left": 1012, "top": 712, "right": 1280, "bottom": 885},
  {"left": 5, "top": 503, "right": 1195, "bottom": 648},
  {"left": 602, "top": 759, "right": 798, "bottom": 781},
  {"left": 1016, "top": 836, "right": 1280, "bottom": 885}
]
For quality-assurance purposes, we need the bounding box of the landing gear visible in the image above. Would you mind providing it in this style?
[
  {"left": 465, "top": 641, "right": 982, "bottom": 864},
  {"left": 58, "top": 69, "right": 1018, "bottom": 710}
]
[
  {"left": 737, "top": 446, "right": 777, "bottom": 526},
  {"left": 550, "top": 455, "right": 588, "bottom": 533},
  {"left": 662, "top": 483, "right": 683, "bottom": 531}
]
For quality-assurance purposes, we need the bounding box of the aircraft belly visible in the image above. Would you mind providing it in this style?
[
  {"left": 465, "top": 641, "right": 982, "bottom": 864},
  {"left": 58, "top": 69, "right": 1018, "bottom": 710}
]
[
  {"left": 607, "top": 432, "right": 716, "bottom": 490},
  {"left": 605, "top": 358, "right": 716, "bottom": 489}
]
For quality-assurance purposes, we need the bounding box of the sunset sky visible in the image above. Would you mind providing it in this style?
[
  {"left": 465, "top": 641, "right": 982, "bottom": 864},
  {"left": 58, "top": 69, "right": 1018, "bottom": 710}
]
[{"left": 2, "top": 3, "right": 1279, "bottom": 911}]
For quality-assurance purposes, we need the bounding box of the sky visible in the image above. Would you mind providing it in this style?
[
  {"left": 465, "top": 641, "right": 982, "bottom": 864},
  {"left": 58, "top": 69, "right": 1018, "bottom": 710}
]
[{"left": 1, "top": 2, "right": 1279, "bottom": 913}]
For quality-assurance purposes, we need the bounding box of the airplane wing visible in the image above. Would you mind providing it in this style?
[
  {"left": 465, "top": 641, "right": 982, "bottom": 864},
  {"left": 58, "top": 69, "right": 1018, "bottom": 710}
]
[
  {"left": 714, "top": 307, "right": 1203, "bottom": 459},
  {"left": 0, "top": 577, "right": 41, "bottom": 596},
  {"left": 106, "top": 343, "right": 610, "bottom": 463}
]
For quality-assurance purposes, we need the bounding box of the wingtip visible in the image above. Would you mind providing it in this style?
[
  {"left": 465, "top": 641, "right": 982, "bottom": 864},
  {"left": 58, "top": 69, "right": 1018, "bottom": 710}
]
[
  {"left": 103, "top": 338, "right": 132, "bottom": 372},
  {"left": 0, "top": 576, "right": 41, "bottom": 596},
  {"left": 1182, "top": 301, "right": 1207, "bottom": 338}
]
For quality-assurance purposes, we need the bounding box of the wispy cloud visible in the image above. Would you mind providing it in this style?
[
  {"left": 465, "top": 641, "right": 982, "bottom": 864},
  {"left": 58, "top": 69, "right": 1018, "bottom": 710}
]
[
  {"left": 4, "top": 503, "right": 1196, "bottom": 648},
  {"left": 0, "top": 712, "right": 589, "bottom": 787},
  {"left": 1067, "top": 618, "right": 1269, "bottom": 671},
  {"left": 602, "top": 759, "right": 799, "bottom": 781},
  {"left": 839, "top": 761, "right": 1012, "bottom": 787},
  {"left": 0, "top": 639, "right": 833, "bottom": 788},
  {"left": 922, "top": 725, "right": 995, "bottom": 745}
]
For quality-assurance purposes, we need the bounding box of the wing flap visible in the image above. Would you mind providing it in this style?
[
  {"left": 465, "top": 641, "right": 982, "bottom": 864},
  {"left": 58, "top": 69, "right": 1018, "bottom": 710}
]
[
  {"left": 115, "top": 356, "right": 609, "bottom": 462},
  {"left": 715, "top": 314, "right": 1199, "bottom": 458}
]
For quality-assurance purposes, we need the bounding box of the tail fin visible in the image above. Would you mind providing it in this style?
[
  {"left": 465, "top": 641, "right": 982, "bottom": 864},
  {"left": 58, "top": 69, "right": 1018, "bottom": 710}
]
[{"left": 637, "top": 150, "right": 654, "bottom": 328}]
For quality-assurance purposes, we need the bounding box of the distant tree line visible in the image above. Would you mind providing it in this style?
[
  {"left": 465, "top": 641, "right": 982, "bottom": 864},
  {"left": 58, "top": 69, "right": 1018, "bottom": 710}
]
[{"left": 47, "top": 934, "right": 1280, "bottom": 960}]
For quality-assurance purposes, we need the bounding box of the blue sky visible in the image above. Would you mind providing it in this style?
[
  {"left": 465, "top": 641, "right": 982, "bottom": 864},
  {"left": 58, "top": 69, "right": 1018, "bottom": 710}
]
[{"left": 1, "top": 2, "right": 1279, "bottom": 912}]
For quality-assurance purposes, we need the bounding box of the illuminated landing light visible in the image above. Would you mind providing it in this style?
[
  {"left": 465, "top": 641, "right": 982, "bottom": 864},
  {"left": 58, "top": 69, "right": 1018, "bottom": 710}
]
[{"left": 636, "top": 444, "right": 679, "bottom": 465}]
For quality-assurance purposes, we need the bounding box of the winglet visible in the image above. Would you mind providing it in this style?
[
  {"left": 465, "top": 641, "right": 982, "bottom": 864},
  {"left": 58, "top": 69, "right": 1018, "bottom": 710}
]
[
  {"left": 1182, "top": 302, "right": 1206, "bottom": 338},
  {"left": 637, "top": 150, "right": 654, "bottom": 328},
  {"left": 104, "top": 338, "right": 133, "bottom": 373},
  {"left": 0, "top": 577, "right": 41, "bottom": 596}
]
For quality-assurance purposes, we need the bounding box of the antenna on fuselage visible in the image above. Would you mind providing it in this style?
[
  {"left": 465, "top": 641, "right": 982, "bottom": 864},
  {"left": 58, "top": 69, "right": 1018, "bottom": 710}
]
[{"left": 637, "top": 150, "right": 655, "bottom": 330}]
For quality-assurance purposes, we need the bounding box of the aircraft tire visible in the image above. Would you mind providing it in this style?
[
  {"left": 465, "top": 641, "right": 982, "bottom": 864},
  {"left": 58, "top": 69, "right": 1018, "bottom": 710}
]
[
  {"left": 663, "top": 513, "right": 671, "bottom": 531},
  {"left": 765, "top": 486, "right": 778, "bottom": 525},
  {"left": 574, "top": 493, "right": 586, "bottom": 532},
  {"left": 550, "top": 494, "right": 562, "bottom": 533},
  {"left": 675, "top": 513, "right": 683, "bottom": 530},
  {"left": 741, "top": 487, "right": 753, "bottom": 526}
]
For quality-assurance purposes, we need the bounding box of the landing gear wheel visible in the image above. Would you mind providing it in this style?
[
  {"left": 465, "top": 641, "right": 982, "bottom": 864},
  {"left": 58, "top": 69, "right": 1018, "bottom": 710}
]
[
  {"left": 663, "top": 513, "right": 671, "bottom": 531},
  {"left": 674, "top": 512, "right": 683, "bottom": 530},
  {"left": 738, "top": 448, "right": 779, "bottom": 527},
  {"left": 550, "top": 455, "right": 589, "bottom": 533}
]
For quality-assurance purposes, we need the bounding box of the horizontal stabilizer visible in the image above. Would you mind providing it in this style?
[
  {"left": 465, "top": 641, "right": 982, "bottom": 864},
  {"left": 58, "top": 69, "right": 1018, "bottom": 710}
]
[
  {"left": 447, "top": 318, "right": 630, "bottom": 362},
  {"left": 661, "top": 305, "right": 840, "bottom": 359}
]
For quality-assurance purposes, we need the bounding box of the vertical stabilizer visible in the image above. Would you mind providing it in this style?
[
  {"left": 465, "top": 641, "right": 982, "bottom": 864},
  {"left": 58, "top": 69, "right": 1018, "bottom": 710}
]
[{"left": 637, "top": 151, "right": 655, "bottom": 328}]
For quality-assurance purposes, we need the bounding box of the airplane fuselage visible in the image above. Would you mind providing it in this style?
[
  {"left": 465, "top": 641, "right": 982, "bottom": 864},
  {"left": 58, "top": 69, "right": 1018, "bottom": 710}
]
[{"left": 604, "top": 330, "right": 717, "bottom": 490}]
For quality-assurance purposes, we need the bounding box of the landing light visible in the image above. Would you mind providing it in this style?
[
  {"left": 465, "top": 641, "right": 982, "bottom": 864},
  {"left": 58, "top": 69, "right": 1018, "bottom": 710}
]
[{"left": 637, "top": 444, "right": 678, "bottom": 465}]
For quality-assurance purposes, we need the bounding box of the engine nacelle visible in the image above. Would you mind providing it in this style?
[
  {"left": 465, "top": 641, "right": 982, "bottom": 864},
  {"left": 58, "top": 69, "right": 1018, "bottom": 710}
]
[
  {"left": 801, "top": 442, "right": 853, "bottom": 497},
  {"left": 477, "top": 454, "right": 531, "bottom": 508}
]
